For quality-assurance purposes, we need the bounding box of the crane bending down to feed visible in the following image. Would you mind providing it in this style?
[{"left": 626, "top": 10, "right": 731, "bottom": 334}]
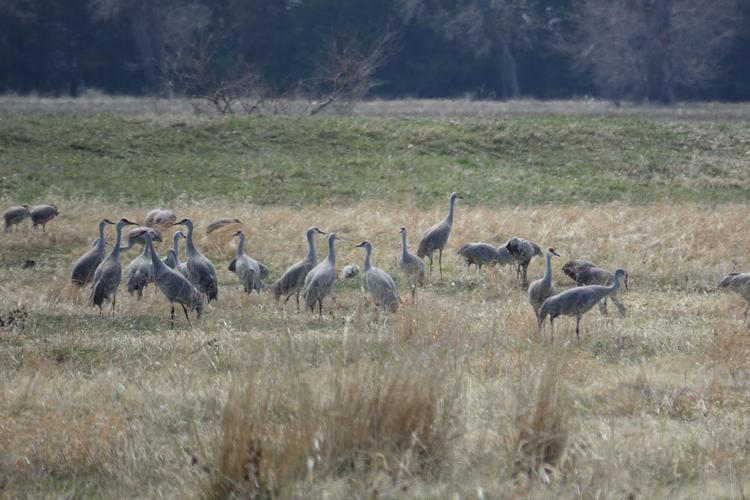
[
  {"left": 399, "top": 227, "right": 425, "bottom": 299},
  {"left": 175, "top": 218, "right": 218, "bottom": 302},
  {"left": 457, "top": 242, "right": 509, "bottom": 270},
  {"left": 562, "top": 260, "right": 629, "bottom": 317},
  {"left": 718, "top": 272, "right": 750, "bottom": 323},
  {"left": 125, "top": 230, "right": 158, "bottom": 299},
  {"left": 30, "top": 203, "right": 59, "bottom": 231},
  {"left": 3, "top": 205, "right": 29, "bottom": 233},
  {"left": 232, "top": 230, "right": 262, "bottom": 294},
  {"left": 71, "top": 218, "right": 115, "bottom": 287},
  {"left": 341, "top": 264, "right": 360, "bottom": 280},
  {"left": 538, "top": 268, "right": 627, "bottom": 346},
  {"left": 139, "top": 229, "right": 203, "bottom": 328},
  {"left": 505, "top": 237, "right": 542, "bottom": 287},
  {"left": 271, "top": 226, "right": 326, "bottom": 309},
  {"left": 356, "top": 240, "right": 399, "bottom": 312},
  {"left": 418, "top": 192, "right": 461, "bottom": 279},
  {"left": 90, "top": 218, "right": 138, "bottom": 314},
  {"left": 528, "top": 247, "right": 561, "bottom": 319},
  {"left": 302, "top": 232, "right": 339, "bottom": 317}
]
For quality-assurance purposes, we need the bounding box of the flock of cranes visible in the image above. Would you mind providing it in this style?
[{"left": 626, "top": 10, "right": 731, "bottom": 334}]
[{"left": 3, "top": 192, "right": 749, "bottom": 344}]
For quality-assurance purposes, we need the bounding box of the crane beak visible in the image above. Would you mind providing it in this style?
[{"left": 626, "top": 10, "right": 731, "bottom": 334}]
[
  {"left": 316, "top": 228, "right": 326, "bottom": 235},
  {"left": 552, "top": 250, "right": 561, "bottom": 257}
]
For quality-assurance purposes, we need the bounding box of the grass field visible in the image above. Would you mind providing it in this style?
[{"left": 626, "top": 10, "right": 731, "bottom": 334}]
[{"left": 1, "top": 99, "right": 750, "bottom": 498}]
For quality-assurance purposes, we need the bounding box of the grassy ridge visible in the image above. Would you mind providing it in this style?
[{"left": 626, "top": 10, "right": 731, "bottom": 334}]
[{"left": 1, "top": 114, "right": 749, "bottom": 206}]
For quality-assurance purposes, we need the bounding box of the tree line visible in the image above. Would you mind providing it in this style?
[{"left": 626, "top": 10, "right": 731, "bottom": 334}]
[{"left": 1, "top": 0, "right": 748, "bottom": 105}]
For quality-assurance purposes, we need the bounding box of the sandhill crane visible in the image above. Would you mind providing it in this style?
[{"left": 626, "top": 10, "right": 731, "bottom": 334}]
[
  {"left": 232, "top": 230, "right": 262, "bottom": 294},
  {"left": 128, "top": 226, "right": 163, "bottom": 248},
  {"left": 271, "top": 226, "right": 326, "bottom": 310},
  {"left": 145, "top": 208, "right": 176, "bottom": 229},
  {"left": 399, "top": 227, "right": 425, "bottom": 299},
  {"left": 528, "top": 247, "right": 561, "bottom": 319},
  {"left": 718, "top": 272, "right": 750, "bottom": 322},
  {"left": 356, "top": 240, "right": 399, "bottom": 312},
  {"left": 418, "top": 192, "right": 461, "bottom": 279},
  {"left": 495, "top": 245, "right": 513, "bottom": 266},
  {"left": 457, "top": 242, "right": 507, "bottom": 270},
  {"left": 90, "top": 218, "right": 138, "bottom": 314},
  {"left": 162, "top": 231, "right": 190, "bottom": 278},
  {"left": 302, "top": 233, "right": 339, "bottom": 317},
  {"left": 30, "top": 204, "right": 59, "bottom": 231},
  {"left": 562, "top": 260, "right": 629, "bottom": 317},
  {"left": 342, "top": 264, "right": 361, "bottom": 279},
  {"left": 125, "top": 229, "right": 159, "bottom": 299},
  {"left": 71, "top": 218, "right": 115, "bottom": 287},
  {"left": 3, "top": 205, "right": 29, "bottom": 233},
  {"left": 207, "top": 218, "right": 242, "bottom": 234},
  {"left": 505, "top": 237, "right": 542, "bottom": 287},
  {"left": 138, "top": 228, "right": 203, "bottom": 328},
  {"left": 538, "top": 268, "right": 627, "bottom": 346},
  {"left": 175, "top": 218, "right": 218, "bottom": 302}
]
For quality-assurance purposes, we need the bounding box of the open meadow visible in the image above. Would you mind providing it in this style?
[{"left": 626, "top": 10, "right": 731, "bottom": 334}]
[{"left": 1, "top": 99, "right": 750, "bottom": 498}]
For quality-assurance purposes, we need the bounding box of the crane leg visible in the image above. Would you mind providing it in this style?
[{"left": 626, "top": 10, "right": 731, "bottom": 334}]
[
  {"left": 318, "top": 300, "right": 323, "bottom": 319},
  {"left": 744, "top": 305, "right": 749, "bottom": 324},
  {"left": 181, "top": 304, "right": 191, "bottom": 325},
  {"left": 111, "top": 292, "right": 117, "bottom": 317},
  {"left": 411, "top": 284, "right": 416, "bottom": 302},
  {"left": 438, "top": 249, "right": 443, "bottom": 280},
  {"left": 550, "top": 317, "right": 554, "bottom": 343},
  {"left": 170, "top": 304, "right": 175, "bottom": 330},
  {"left": 575, "top": 316, "right": 581, "bottom": 347},
  {"left": 296, "top": 292, "right": 300, "bottom": 312},
  {"left": 427, "top": 255, "right": 433, "bottom": 275}
]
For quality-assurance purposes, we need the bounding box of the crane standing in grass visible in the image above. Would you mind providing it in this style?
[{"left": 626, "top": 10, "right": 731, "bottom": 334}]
[
  {"left": 418, "top": 192, "right": 461, "bottom": 279},
  {"left": 356, "top": 240, "right": 399, "bottom": 312},
  {"left": 457, "top": 242, "right": 507, "bottom": 270},
  {"left": 302, "top": 233, "right": 339, "bottom": 317},
  {"left": 538, "top": 268, "right": 627, "bottom": 346},
  {"left": 505, "top": 237, "right": 542, "bottom": 287},
  {"left": 272, "top": 226, "right": 326, "bottom": 310},
  {"left": 528, "top": 247, "right": 561, "bottom": 319},
  {"left": 90, "top": 218, "right": 138, "bottom": 314},
  {"left": 140, "top": 229, "right": 203, "bottom": 328},
  {"left": 125, "top": 229, "right": 158, "bottom": 299},
  {"left": 399, "top": 227, "right": 425, "bottom": 299},
  {"left": 175, "top": 218, "right": 218, "bottom": 302},
  {"left": 30, "top": 203, "right": 59, "bottom": 231},
  {"left": 718, "top": 272, "right": 750, "bottom": 323},
  {"left": 232, "top": 230, "right": 262, "bottom": 294},
  {"left": 3, "top": 205, "right": 29, "bottom": 233},
  {"left": 562, "top": 260, "right": 629, "bottom": 316},
  {"left": 71, "top": 218, "right": 115, "bottom": 287}
]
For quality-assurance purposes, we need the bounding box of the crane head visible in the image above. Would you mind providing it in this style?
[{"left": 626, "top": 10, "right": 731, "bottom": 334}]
[
  {"left": 175, "top": 231, "right": 186, "bottom": 239},
  {"left": 232, "top": 230, "right": 243, "bottom": 237},
  {"left": 548, "top": 247, "right": 560, "bottom": 257},
  {"left": 174, "top": 218, "right": 191, "bottom": 226},
  {"left": 399, "top": 226, "right": 407, "bottom": 233},
  {"left": 355, "top": 240, "right": 371, "bottom": 249},
  {"left": 119, "top": 218, "right": 138, "bottom": 226},
  {"left": 102, "top": 218, "right": 116, "bottom": 225},
  {"left": 314, "top": 227, "right": 326, "bottom": 234}
]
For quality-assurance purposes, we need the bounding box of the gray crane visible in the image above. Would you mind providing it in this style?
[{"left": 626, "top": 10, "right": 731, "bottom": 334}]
[
  {"left": 71, "top": 218, "right": 115, "bottom": 287},
  {"left": 718, "top": 272, "right": 750, "bottom": 322},
  {"left": 457, "top": 242, "right": 509, "bottom": 270},
  {"left": 341, "top": 264, "right": 361, "bottom": 279},
  {"left": 505, "top": 237, "right": 542, "bottom": 287},
  {"left": 207, "top": 218, "right": 242, "bottom": 234},
  {"left": 163, "top": 231, "right": 190, "bottom": 278},
  {"left": 302, "top": 232, "right": 339, "bottom": 317},
  {"left": 399, "top": 227, "right": 425, "bottom": 299},
  {"left": 125, "top": 229, "right": 159, "bottom": 299},
  {"left": 30, "top": 203, "right": 59, "bottom": 231},
  {"left": 145, "top": 208, "right": 176, "bottom": 229},
  {"left": 356, "top": 240, "right": 399, "bottom": 312},
  {"left": 232, "top": 230, "right": 262, "bottom": 294},
  {"left": 128, "top": 226, "right": 163, "bottom": 248},
  {"left": 538, "top": 268, "right": 627, "bottom": 346},
  {"left": 3, "top": 205, "right": 29, "bottom": 233},
  {"left": 174, "top": 218, "right": 218, "bottom": 302},
  {"left": 271, "top": 226, "right": 326, "bottom": 309},
  {"left": 562, "top": 260, "right": 629, "bottom": 317},
  {"left": 139, "top": 228, "right": 203, "bottom": 328},
  {"left": 528, "top": 247, "right": 561, "bottom": 319},
  {"left": 90, "top": 218, "right": 138, "bottom": 314},
  {"left": 418, "top": 192, "right": 461, "bottom": 279}
]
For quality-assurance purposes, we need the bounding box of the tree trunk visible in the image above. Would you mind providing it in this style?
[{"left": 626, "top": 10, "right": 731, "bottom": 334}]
[
  {"left": 643, "top": 0, "right": 674, "bottom": 104},
  {"left": 478, "top": 0, "right": 520, "bottom": 99}
]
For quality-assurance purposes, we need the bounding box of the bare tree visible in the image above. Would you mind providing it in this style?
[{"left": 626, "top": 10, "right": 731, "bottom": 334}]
[
  {"left": 304, "top": 31, "right": 398, "bottom": 115},
  {"left": 560, "top": 0, "right": 739, "bottom": 103}
]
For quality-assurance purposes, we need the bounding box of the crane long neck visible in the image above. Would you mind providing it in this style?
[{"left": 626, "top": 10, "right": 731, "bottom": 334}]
[
  {"left": 112, "top": 222, "right": 126, "bottom": 257},
  {"left": 447, "top": 197, "right": 456, "bottom": 225},
  {"left": 327, "top": 237, "right": 336, "bottom": 265},
  {"left": 172, "top": 233, "right": 181, "bottom": 255},
  {"left": 608, "top": 273, "right": 621, "bottom": 293},
  {"left": 96, "top": 221, "right": 107, "bottom": 252},
  {"left": 363, "top": 245, "right": 372, "bottom": 271},
  {"left": 146, "top": 236, "right": 164, "bottom": 271},
  {"left": 185, "top": 221, "right": 196, "bottom": 253},
  {"left": 306, "top": 231, "right": 316, "bottom": 262},
  {"left": 542, "top": 253, "right": 553, "bottom": 285},
  {"left": 236, "top": 234, "right": 245, "bottom": 257},
  {"left": 401, "top": 232, "right": 408, "bottom": 258}
]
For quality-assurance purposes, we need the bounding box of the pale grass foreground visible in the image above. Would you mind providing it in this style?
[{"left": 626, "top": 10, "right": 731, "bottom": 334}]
[{"left": 1, "top": 201, "right": 750, "bottom": 497}]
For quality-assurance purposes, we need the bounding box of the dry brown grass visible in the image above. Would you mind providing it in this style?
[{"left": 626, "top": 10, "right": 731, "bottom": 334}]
[{"left": 2, "top": 200, "right": 750, "bottom": 497}]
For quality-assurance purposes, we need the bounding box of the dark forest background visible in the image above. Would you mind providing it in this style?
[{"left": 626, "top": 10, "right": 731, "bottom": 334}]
[{"left": 1, "top": 0, "right": 749, "bottom": 104}]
